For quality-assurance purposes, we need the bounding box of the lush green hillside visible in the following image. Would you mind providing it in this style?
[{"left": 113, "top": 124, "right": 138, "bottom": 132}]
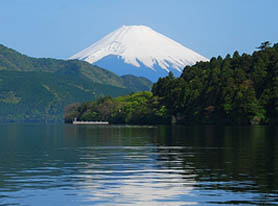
[
  {"left": 0, "top": 71, "right": 133, "bottom": 122},
  {"left": 66, "top": 42, "right": 278, "bottom": 125},
  {"left": 64, "top": 91, "right": 169, "bottom": 124},
  {"left": 0, "top": 44, "right": 152, "bottom": 122}
]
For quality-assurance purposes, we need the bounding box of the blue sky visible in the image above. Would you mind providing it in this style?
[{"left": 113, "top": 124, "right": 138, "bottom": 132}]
[{"left": 1, "top": 0, "right": 278, "bottom": 59}]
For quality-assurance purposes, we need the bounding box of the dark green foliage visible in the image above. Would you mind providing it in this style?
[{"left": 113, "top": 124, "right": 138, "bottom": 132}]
[
  {"left": 0, "top": 44, "right": 152, "bottom": 122},
  {"left": 152, "top": 42, "right": 278, "bottom": 125},
  {"left": 257, "top": 41, "right": 272, "bottom": 51}
]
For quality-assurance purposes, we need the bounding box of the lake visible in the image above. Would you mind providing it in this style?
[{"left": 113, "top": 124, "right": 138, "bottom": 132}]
[{"left": 0, "top": 124, "right": 277, "bottom": 205}]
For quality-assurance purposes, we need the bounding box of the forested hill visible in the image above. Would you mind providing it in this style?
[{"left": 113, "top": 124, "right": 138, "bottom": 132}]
[
  {"left": 0, "top": 44, "right": 152, "bottom": 122},
  {"left": 66, "top": 42, "right": 278, "bottom": 125},
  {"left": 152, "top": 42, "right": 278, "bottom": 125}
]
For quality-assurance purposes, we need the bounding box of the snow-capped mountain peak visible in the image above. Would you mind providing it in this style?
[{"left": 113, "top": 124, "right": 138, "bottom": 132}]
[{"left": 69, "top": 25, "right": 208, "bottom": 80}]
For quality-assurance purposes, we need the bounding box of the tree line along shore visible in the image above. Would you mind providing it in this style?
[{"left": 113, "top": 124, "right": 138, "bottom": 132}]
[{"left": 64, "top": 42, "right": 278, "bottom": 125}]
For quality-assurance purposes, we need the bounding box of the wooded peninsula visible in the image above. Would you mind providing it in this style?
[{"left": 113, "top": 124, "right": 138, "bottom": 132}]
[{"left": 64, "top": 42, "right": 278, "bottom": 125}]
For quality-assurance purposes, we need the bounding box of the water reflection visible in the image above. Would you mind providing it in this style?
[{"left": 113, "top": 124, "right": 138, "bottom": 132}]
[
  {"left": 72, "top": 146, "right": 196, "bottom": 206},
  {"left": 0, "top": 124, "right": 277, "bottom": 205},
  {"left": 153, "top": 126, "right": 278, "bottom": 204}
]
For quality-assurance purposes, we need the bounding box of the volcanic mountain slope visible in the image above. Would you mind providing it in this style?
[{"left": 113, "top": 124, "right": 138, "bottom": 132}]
[{"left": 70, "top": 25, "right": 208, "bottom": 81}]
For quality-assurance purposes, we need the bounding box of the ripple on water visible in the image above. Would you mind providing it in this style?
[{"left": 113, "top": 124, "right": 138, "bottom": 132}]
[{"left": 1, "top": 125, "right": 278, "bottom": 205}]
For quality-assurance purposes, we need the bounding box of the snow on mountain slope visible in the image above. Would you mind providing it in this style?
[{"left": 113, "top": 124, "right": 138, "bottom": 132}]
[{"left": 69, "top": 25, "right": 208, "bottom": 80}]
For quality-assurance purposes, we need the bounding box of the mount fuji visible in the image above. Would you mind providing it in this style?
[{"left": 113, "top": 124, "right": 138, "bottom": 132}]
[{"left": 69, "top": 25, "right": 208, "bottom": 81}]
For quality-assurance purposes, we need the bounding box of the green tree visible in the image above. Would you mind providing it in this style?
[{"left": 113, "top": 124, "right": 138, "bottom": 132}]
[{"left": 257, "top": 41, "right": 272, "bottom": 50}]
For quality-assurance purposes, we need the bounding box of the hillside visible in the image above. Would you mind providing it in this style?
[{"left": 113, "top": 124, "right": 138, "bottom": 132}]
[
  {"left": 0, "top": 44, "right": 140, "bottom": 88},
  {"left": 121, "top": 75, "right": 153, "bottom": 92},
  {"left": 0, "top": 44, "right": 152, "bottom": 122}
]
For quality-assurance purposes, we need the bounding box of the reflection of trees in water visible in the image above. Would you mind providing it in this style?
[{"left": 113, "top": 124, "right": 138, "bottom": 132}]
[
  {"left": 152, "top": 126, "right": 278, "bottom": 203},
  {"left": 0, "top": 125, "right": 278, "bottom": 205},
  {"left": 64, "top": 125, "right": 157, "bottom": 147}
]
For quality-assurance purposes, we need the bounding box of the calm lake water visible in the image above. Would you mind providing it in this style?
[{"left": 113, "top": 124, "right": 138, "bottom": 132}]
[{"left": 0, "top": 124, "right": 278, "bottom": 206}]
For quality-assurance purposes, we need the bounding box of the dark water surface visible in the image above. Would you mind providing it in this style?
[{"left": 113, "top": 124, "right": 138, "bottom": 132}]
[{"left": 0, "top": 124, "right": 278, "bottom": 205}]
